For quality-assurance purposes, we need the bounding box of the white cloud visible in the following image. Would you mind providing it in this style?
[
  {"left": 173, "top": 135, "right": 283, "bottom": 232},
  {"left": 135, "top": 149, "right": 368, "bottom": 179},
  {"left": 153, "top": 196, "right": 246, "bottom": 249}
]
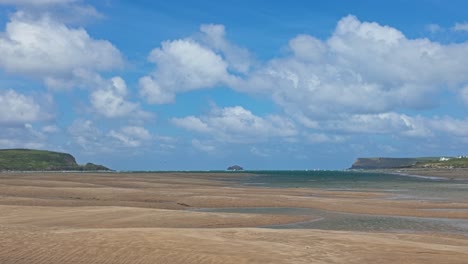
[
  {"left": 305, "top": 133, "right": 346, "bottom": 144},
  {"left": 67, "top": 119, "right": 102, "bottom": 151},
  {"left": 91, "top": 77, "right": 149, "bottom": 118},
  {"left": 155, "top": 135, "right": 178, "bottom": 151},
  {"left": 191, "top": 139, "right": 216, "bottom": 152},
  {"left": 199, "top": 24, "right": 252, "bottom": 73},
  {"left": 312, "top": 113, "right": 468, "bottom": 140},
  {"left": 226, "top": 15, "right": 468, "bottom": 139},
  {"left": 0, "top": 12, "right": 123, "bottom": 89},
  {"left": 426, "top": 23, "right": 443, "bottom": 33},
  {"left": 461, "top": 86, "right": 468, "bottom": 106},
  {"left": 0, "top": 0, "right": 77, "bottom": 5},
  {"left": 0, "top": 0, "right": 101, "bottom": 24},
  {"left": 0, "top": 138, "right": 44, "bottom": 149},
  {"left": 288, "top": 34, "right": 327, "bottom": 62},
  {"left": 171, "top": 116, "right": 211, "bottom": 133},
  {"left": 42, "top": 125, "right": 59, "bottom": 133},
  {"left": 377, "top": 144, "right": 398, "bottom": 153},
  {"left": 452, "top": 22, "right": 468, "bottom": 32},
  {"left": 108, "top": 126, "right": 152, "bottom": 147},
  {"left": 320, "top": 112, "right": 431, "bottom": 137},
  {"left": 67, "top": 121, "right": 162, "bottom": 152},
  {"left": 0, "top": 123, "right": 48, "bottom": 149},
  {"left": 139, "top": 24, "right": 251, "bottom": 105},
  {"left": 0, "top": 89, "right": 52, "bottom": 124},
  {"left": 172, "top": 106, "right": 297, "bottom": 143},
  {"left": 140, "top": 38, "right": 232, "bottom": 104},
  {"left": 427, "top": 116, "right": 468, "bottom": 137},
  {"left": 139, "top": 76, "right": 176, "bottom": 104},
  {"left": 147, "top": 17, "right": 468, "bottom": 127},
  {"left": 250, "top": 146, "right": 271, "bottom": 157},
  {"left": 147, "top": 39, "right": 229, "bottom": 87}
]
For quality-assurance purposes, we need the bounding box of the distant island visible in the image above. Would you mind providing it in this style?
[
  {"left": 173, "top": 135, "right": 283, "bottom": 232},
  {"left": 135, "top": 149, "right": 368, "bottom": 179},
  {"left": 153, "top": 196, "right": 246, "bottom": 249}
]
[
  {"left": 350, "top": 156, "right": 468, "bottom": 170},
  {"left": 0, "top": 149, "right": 111, "bottom": 171},
  {"left": 227, "top": 165, "right": 244, "bottom": 171}
]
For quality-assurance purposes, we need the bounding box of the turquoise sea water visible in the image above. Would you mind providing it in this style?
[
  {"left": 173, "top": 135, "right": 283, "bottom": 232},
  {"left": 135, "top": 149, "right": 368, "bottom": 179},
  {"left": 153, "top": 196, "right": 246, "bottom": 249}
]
[
  {"left": 202, "top": 171, "right": 468, "bottom": 235},
  {"left": 238, "top": 170, "right": 468, "bottom": 201}
]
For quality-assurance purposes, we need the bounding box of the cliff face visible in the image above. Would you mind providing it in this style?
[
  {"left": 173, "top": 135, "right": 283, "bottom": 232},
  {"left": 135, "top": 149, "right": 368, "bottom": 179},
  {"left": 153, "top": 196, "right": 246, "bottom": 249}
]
[
  {"left": 351, "top": 157, "right": 468, "bottom": 169},
  {"left": 0, "top": 149, "right": 110, "bottom": 171},
  {"left": 351, "top": 158, "right": 426, "bottom": 169}
]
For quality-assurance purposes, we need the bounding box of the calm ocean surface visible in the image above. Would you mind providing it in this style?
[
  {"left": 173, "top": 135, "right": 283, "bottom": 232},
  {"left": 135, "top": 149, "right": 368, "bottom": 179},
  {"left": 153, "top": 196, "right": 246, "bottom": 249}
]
[
  {"left": 238, "top": 170, "right": 468, "bottom": 201},
  {"left": 200, "top": 171, "right": 468, "bottom": 235}
]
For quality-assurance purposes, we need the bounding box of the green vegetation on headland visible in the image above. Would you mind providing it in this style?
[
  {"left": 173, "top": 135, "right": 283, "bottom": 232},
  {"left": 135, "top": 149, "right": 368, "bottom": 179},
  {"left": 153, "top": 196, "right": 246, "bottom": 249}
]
[
  {"left": 414, "top": 157, "right": 468, "bottom": 169},
  {"left": 351, "top": 156, "right": 468, "bottom": 169},
  {"left": 0, "top": 149, "right": 111, "bottom": 171}
]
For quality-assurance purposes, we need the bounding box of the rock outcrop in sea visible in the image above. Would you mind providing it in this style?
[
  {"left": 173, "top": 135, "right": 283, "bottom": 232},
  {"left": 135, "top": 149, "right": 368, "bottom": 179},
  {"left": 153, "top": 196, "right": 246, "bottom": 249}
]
[{"left": 227, "top": 165, "right": 244, "bottom": 171}]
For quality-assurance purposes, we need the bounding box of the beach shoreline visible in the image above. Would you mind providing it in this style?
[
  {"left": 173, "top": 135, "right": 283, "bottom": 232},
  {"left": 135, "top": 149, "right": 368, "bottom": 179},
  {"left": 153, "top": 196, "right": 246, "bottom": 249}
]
[
  {"left": 363, "top": 168, "right": 468, "bottom": 181},
  {"left": 0, "top": 172, "right": 467, "bottom": 263}
]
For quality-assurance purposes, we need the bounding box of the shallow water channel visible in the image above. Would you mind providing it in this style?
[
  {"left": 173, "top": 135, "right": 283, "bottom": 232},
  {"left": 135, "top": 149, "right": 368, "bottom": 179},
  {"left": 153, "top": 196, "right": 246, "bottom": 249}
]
[
  {"left": 202, "top": 171, "right": 468, "bottom": 236},
  {"left": 192, "top": 207, "right": 468, "bottom": 236}
]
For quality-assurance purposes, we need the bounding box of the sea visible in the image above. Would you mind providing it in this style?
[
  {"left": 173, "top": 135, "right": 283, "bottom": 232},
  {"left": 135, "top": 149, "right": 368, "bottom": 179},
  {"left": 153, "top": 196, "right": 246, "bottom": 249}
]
[
  {"left": 198, "top": 170, "right": 468, "bottom": 236},
  {"left": 238, "top": 170, "right": 468, "bottom": 201}
]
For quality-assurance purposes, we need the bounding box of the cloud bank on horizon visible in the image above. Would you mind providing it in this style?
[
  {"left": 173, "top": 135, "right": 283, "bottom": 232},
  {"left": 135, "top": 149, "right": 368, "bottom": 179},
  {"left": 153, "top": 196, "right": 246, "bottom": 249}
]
[{"left": 1, "top": 0, "right": 468, "bottom": 170}]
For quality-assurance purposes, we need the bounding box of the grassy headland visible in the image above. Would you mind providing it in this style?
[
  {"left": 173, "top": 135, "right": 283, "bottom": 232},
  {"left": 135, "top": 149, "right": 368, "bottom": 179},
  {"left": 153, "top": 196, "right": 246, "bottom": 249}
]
[
  {"left": 351, "top": 156, "right": 468, "bottom": 169},
  {"left": 0, "top": 149, "right": 110, "bottom": 171}
]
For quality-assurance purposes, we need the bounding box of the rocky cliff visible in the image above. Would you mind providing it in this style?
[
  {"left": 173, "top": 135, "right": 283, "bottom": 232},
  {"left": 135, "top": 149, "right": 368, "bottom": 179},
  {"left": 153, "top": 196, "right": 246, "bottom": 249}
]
[{"left": 350, "top": 157, "right": 436, "bottom": 169}]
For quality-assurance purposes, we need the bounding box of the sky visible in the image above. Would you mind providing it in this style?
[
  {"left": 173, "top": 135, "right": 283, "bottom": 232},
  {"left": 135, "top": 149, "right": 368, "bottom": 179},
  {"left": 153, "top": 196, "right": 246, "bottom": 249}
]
[{"left": 1, "top": 0, "right": 468, "bottom": 170}]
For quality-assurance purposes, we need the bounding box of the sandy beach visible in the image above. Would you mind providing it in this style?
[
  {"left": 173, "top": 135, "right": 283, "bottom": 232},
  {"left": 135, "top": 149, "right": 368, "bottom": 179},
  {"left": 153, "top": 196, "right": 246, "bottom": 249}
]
[
  {"left": 1, "top": 171, "right": 467, "bottom": 264},
  {"left": 385, "top": 168, "right": 468, "bottom": 181}
]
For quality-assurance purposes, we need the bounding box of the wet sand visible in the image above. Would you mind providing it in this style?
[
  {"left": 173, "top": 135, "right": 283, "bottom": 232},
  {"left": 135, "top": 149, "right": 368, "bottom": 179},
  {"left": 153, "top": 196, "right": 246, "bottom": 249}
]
[
  {"left": 0, "top": 172, "right": 467, "bottom": 263},
  {"left": 381, "top": 168, "right": 468, "bottom": 180}
]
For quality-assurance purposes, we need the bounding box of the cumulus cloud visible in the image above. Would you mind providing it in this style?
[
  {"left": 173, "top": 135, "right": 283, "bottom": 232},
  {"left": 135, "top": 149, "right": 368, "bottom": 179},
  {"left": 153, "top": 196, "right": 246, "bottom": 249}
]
[
  {"left": 171, "top": 116, "right": 211, "bottom": 133},
  {"left": 316, "top": 113, "right": 468, "bottom": 141},
  {"left": 288, "top": 34, "right": 327, "bottom": 62},
  {"left": 426, "top": 23, "right": 443, "bottom": 33},
  {"left": 0, "top": 11, "right": 123, "bottom": 89},
  {"left": 0, "top": 89, "right": 56, "bottom": 149},
  {"left": 452, "top": 22, "right": 468, "bottom": 32},
  {"left": 139, "top": 76, "right": 176, "bottom": 105},
  {"left": 0, "top": 89, "right": 52, "bottom": 124},
  {"left": 68, "top": 121, "right": 160, "bottom": 152},
  {"left": 250, "top": 146, "right": 271, "bottom": 157},
  {"left": 191, "top": 139, "right": 216, "bottom": 152},
  {"left": 90, "top": 77, "right": 149, "bottom": 118},
  {"left": 67, "top": 119, "right": 103, "bottom": 151},
  {"left": 0, "top": 138, "right": 44, "bottom": 149},
  {"left": 161, "top": 16, "right": 468, "bottom": 145},
  {"left": 172, "top": 106, "right": 297, "bottom": 143},
  {"left": 0, "top": 0, "right": 101, "bottom": 24},
  {"left": 199, "top": 24, "right": 252, "bottom": 73},
  {"left": 427, "top": 116, "right": 468, "bottom": 137},
  {"left": 319, "top": 112, "right": 431, "bottom": 137},
  {"left": 207, "top": 15, "right": 468, "bottom": 144},
  {"left": 0, "top": 123, "right": 48, "bottom": 149},
  {"left": 139, "top": 24, "right": 251, "bottom": 104},
  {"left": 140, "top": 38, "right": 232, "bottom": 104},
  {"left": 0, "top": 0, "right": 77, "bottom": 5},
  {"left": 305, "top": 133, "right": 346, "bottom": 144},
  {"left": 108, "top": 126, "right": 153, "bottom": 147},
  {"left": 461, "top": 86, "right": 468, "bottom": 106},
  {"left": 42, "top": 125, "right": 59, "bottom": 133},
  {"left": 145, "top": 15, "right": 468, "bottom": 141}
]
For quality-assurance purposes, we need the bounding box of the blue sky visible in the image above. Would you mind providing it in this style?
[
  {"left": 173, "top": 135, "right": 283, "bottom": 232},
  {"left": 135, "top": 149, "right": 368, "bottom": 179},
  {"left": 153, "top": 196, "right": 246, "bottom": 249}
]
[{"left": 1, "top": 0, "right": 468, "bottom": 170}]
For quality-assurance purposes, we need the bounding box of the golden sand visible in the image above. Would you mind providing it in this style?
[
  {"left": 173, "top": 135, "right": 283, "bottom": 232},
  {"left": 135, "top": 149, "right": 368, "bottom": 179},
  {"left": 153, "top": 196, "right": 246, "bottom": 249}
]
[{"left": 0, "top": 172, "right": 467, "bottom": 264}]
